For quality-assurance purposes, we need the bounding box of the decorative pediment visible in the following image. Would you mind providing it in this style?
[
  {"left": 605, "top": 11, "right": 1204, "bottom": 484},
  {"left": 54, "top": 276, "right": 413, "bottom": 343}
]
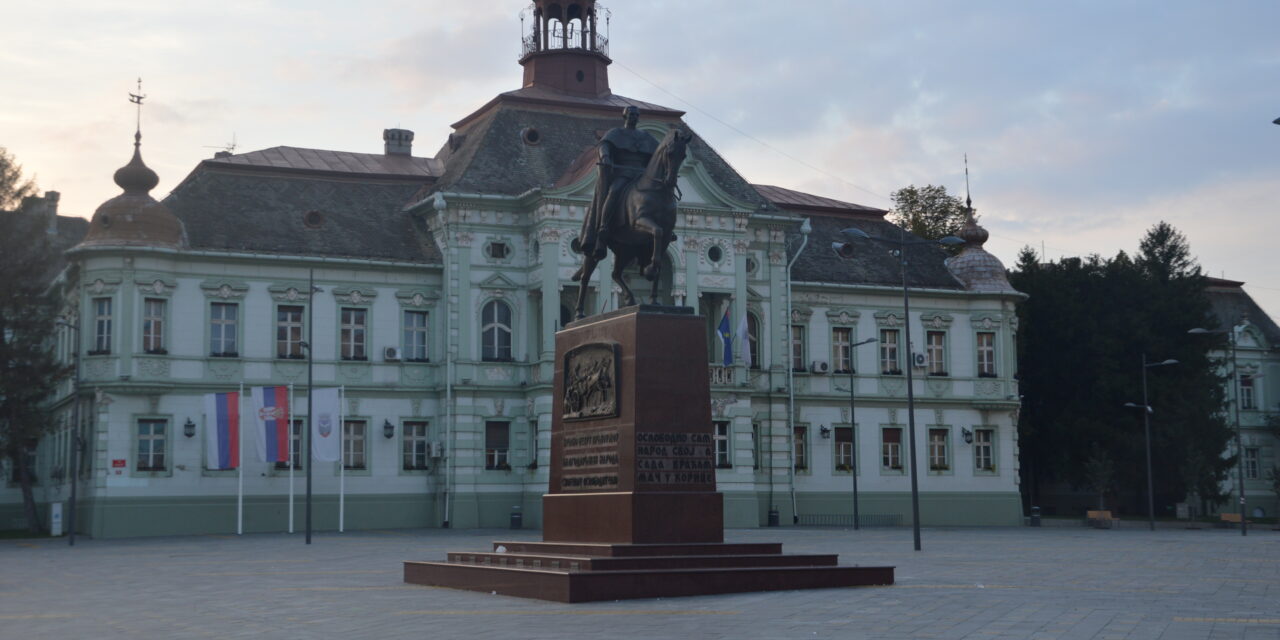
[
  {"left": 134, "top": 275, "right": 179, "bottom": 297},
  {"left": 825, "top": 308, "right": 861, "bottom": 325},
  {"left": 268, "top": 283, "right": 312, "bottom": 303},
  {"left": 84, "top": 277, "right": 122, "bottom": 295},
  {"left": 920, "top": 313, "right": 954, "bottom": 329},
  {"left": 874, "top": 310, "right": 905, "bottom": 328},
  {"left": 332, "top": 287, "right": 378, "bottom": 305},
  {"left": 395, "top": 289, "right": 440, "bottom": 309},
  {"left": 971, "top": 313, "right": 1003, "bottom": 330},
  {"left": 790, "top": 305, "right": 813, "bottom": 323},
  {"left": 201, "top": 280, "right": 249, "bottom": 300},
  {"left": 478, "top": 272, "right": 520, "bottom": 291}
]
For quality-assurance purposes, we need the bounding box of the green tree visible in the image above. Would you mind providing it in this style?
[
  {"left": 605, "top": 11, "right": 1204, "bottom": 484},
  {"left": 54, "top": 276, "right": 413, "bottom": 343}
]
[
  {"left": 0, "top": 152, "right": 65, "bottom": 534},
  {"left": 889, "top": 184, "right": 970, "bottom": 247},
  {"left": 0, "top": 147, "right": 37, "bottom": 212}
]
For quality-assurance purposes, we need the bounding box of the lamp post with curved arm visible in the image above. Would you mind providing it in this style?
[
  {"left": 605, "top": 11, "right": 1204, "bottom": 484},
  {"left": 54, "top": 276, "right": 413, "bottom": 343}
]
[
  {"left": 832, "top": 227, "right": 963, "bottom": 551},
  {"left": 1124, "top": 354, "right": 1178, "bottom": 531}
]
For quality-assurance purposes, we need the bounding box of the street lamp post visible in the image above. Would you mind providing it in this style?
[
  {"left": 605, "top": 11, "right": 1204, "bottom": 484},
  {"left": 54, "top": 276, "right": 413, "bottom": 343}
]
[
  {"left": 1124, "top": 354, "right": 1178, "bottom": 531},
  {"left": 833, "top": 227, "right": 963, "bottom": 551},
  {"left": 1188, "top": 325, "right": 1248, "bottom": 536},
  {"left": 845, "top": 337, "right": 877, "bottom": 530}
]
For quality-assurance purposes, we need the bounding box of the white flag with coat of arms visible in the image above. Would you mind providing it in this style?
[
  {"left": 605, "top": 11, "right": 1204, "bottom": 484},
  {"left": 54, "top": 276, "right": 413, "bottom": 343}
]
[{"left": 311, "top": 387, "right": 341, "bottom": 462}]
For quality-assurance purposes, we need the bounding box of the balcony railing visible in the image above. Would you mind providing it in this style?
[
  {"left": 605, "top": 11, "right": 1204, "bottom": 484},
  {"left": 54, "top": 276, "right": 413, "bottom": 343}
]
[
  {"left": 521, "top": 29, "right": 609, "bottom": 59},
  {"left": 709, "top": 365, "right": 735, "bottom": 386}
]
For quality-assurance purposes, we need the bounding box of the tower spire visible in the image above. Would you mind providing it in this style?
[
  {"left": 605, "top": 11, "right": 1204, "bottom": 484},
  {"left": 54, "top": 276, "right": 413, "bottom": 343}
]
[{"left": 964, "top": 153, "right": 973, "bottom": 217}]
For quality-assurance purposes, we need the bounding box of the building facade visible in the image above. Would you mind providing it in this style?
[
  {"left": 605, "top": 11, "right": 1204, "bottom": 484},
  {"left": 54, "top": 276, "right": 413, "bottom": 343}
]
[{"left": 1, "top": 2, "right": 1028, "bottom": 537}]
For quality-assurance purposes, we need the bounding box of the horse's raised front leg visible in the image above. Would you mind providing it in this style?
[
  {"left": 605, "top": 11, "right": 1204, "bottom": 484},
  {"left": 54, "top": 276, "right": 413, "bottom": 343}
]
[
  {"left": 611, "top": 254, "right": 637, "bottom": 307},
  {"left": 573, "top": 256, "right": 599, "bottom": 319}
]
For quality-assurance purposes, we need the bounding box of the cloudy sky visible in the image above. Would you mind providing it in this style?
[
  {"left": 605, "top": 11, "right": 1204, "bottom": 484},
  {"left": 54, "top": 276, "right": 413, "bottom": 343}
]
[{"left": 3, "top": 1, "right": 1277, "bottom": 314}]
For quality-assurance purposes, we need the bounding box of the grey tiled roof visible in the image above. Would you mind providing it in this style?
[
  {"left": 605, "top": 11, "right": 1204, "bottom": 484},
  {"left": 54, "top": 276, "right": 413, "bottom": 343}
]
[
  {"left": 789, "top": 214, "right": 964, "bottom": 290},
  {"left": 753, "top": 184, "right": 886, "bottom": 216},
  {"left": 1206, "top": 279, "right": 1280, "bottom": 347},
  {"left": 205, "top": 147, "right": 442, "bottom": 179},
  {"left": 164, "top": 167, "right": 440, "bottom": 264}
]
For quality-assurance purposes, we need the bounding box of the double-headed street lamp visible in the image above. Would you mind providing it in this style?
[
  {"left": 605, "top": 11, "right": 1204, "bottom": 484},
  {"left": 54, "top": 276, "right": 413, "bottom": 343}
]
[
  {"left": 833, "top": 226, "right": 964, "bottom": 551},
  {"left": 1123, "top": 354, "right": 1178, "bottom": 531},
  {"left": 843, "top": 337, "right": 877, "bottom": 530},
  {"left": 1188, "top": 324, "right": 1249, "bottom": 536}
]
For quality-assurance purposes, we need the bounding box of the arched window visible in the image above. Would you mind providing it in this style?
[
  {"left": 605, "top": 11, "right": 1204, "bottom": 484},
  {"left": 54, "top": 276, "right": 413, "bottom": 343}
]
[
  {"left": 747, "top": 312, "right": 761, "bottom": 369},
  {"left": 481, "top": 300, "right": 513, "bottom": 362}
]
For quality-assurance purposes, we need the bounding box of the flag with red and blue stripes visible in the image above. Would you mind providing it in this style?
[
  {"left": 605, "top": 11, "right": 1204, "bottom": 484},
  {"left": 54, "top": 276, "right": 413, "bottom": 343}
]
[
  {"left": 203, "top": 392, "right": 240, "bottom": 470},
  {"left": 253, "top": 386, "right": 291, "bottom": 463}
]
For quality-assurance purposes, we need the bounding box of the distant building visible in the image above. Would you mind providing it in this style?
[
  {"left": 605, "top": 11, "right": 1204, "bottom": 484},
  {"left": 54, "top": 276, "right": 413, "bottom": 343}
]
[{"left": 1, "top": 1, "right": 1027, "bottom": 537}]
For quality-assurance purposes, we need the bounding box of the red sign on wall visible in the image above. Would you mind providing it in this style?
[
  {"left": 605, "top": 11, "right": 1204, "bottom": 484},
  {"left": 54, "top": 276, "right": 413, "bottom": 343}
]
[{"left": 111, "top": 459, "right": 126, "bottom": 468}]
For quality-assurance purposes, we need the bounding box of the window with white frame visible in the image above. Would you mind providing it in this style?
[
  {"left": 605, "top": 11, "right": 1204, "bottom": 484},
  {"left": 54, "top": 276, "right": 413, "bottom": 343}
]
[
  {"left": 926, "top": 331, "right": 946, "bottom": 375},
  {"left": 274, "top": 419, "right": 304, "bottom": 470},
  {"left": 835, "top": 426, "right": 853, "bottom": 471},
  {"left": 136, "top": 419, "right": 167, "bottom": 472},
  {"left": 340, "top": 308, "right": 368, "bottom": 361},
  {"left": 403, "top": 421, "right": 430, "bottom": 470},
  {"left": 832, "top": 327, "right": 852, "bottom": 373},
  {"left": 974, "top": 428, "right": 995, "bottom": 471},
  {"left": 481, "top": 300, "right": 513, "bottom": 362},
  {"left": 276, "top": 305, "right": 305, "bottom": 359},
  {"left": 793, "top": 426, "right": 808, "bottom": 470},
  {"left": 879, "top": 329, "right": 900, "bottom": 374},
  {"left": 976, "top": 332, "right": 997, "bottom": 377},
  {"left": 790, "top": 325, "right": 806, "bottom": 371},
  {"left": 142, "top": 298, "right": 166, "bottom": 353},
  {"left": 210, "top": 302, "right": 238, "bottom": 357},
  {"left": 714, "top": 421, "right": 732, "bottom": 468},
  {"left": 881, "top": 427, "right": 902, "bottom": 470},
  {"left": 485, "top": 421, "right": 510, "bottom": 469},
  {"left": 92, "top": 297, "right": 112, "bottom": 354},
  {"left": 403, "top": 310, "right": 429, "bottom": 362},
  {"left": 1244, "top": 447, "right": 1260, "bottom": 480},
  {"left": 1239, "top": 375, "right": 1256, "bottom": 410},
  {"left": 747, "top": 313, "right": 761, "bottom": 369},
  {"left": 928, "top": 428, "right": 949, "bottom": 470},
  {"left": 342, "top": 420, "right": 367, "bottom": 470}
]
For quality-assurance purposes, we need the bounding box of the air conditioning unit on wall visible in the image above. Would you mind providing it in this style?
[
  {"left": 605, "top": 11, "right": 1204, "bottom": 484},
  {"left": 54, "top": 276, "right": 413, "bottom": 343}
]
[
  {"left": 428, "top": 442, "right": 445, "bottom": 458},
  {"left": 811, "top": 360, "right": 831, "bottom": 374},
  {"left": 912, "top": 352, "right": 927, "bottom": 368},
  {"left": 384, "top": 347, "right": 403, "bottom": 362}
]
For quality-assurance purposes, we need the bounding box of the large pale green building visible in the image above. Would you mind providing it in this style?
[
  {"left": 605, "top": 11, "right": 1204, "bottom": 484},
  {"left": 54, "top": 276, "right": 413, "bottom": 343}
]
[{"left": 2, "top": 3, "right": 1030, "bottom": 537}]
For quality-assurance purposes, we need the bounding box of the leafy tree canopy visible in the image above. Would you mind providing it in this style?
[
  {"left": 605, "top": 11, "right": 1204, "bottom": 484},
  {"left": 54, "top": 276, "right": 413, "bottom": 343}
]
[
  {"left": 0, "top": 147, "right": 37, "bottom": 212},
  {"left": 888, "top": 184, "right": 970, "bottom": 244}
]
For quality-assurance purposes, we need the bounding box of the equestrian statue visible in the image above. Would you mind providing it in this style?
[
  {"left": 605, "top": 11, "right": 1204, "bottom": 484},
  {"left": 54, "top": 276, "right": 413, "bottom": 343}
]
[{"left": 570, "top": 106, "right": 692, "bottom": 319}]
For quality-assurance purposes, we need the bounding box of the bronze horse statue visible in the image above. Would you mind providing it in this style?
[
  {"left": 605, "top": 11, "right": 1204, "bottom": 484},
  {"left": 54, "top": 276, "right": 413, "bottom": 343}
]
[{"left": 570, "top": 128, "right": 692, "bottom": 319}]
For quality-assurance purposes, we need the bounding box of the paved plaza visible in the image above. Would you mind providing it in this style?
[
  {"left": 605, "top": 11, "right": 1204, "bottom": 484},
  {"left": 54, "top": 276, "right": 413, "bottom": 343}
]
[{"left": 2, "top": 525, "right": 1279, "bottom": 639}]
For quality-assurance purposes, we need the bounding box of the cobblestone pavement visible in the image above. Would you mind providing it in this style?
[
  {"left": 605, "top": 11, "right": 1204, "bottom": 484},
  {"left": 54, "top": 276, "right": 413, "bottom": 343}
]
[{"left": 2, "top": 526, "right": 1279, "bottom": 639}]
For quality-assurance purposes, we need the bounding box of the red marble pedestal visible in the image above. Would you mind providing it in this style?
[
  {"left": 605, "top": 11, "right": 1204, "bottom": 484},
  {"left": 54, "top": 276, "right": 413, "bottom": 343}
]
[{"left": 404, "top": 306, "right": 894, "bottom": 602}]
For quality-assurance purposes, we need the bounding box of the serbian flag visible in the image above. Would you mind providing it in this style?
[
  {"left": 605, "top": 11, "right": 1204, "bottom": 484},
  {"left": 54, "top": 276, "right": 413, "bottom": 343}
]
[
  {"left": 718, "top": 306, "right": 733, "bottom": 366},
  {"left": 253, "top": 386, "right": 291, "bottom": 463},
  {"left": 203, "top": 392, "right": 240, "bottom": 470}
]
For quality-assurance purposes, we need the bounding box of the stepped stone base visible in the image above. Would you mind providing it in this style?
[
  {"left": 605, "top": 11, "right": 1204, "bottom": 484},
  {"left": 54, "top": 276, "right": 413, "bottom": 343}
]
[{"left": 403, "top": 541, "right": 894, "bottom": 603}]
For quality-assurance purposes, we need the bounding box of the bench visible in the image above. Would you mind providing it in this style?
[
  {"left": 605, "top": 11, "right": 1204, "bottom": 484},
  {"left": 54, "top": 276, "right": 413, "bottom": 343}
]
[
  {"left": 1086, "top": 510, "right": 1118, "bottom": 529},
  {"left": 1217, "top": 512, "right": 1252, "bottom": 528}
]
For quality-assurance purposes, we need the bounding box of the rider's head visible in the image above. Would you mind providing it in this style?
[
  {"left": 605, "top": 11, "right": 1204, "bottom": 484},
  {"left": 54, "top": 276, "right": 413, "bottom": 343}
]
[{"left": 622, "top": 106, "right": 640, "bottom": 128}]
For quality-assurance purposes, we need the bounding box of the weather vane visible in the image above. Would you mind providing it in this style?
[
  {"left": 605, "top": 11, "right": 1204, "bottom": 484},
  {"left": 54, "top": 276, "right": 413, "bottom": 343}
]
[
  {"left": 128, "top": 77, "right": 146, "bottom": 137},
  {"left": 964, "top": 153, "right": 972, "bottom": 213}
]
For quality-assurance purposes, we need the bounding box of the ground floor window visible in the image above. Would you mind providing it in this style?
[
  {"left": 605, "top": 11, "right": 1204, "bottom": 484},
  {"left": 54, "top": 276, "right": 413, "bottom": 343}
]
[
  {"left": 714, "top": 421, "right": 732, "bottom": 468},
  {"left": 403, "top": 421, "right": 430, "bottom": 470},
  {"left": 881, "top": 427, "right": 903, "bottom": 470},
  {"left": 793, "top": 426, "right": 807, "bottom": 470},
  {"left": 485, "top": 421, "right": 510, "bottom": 470},
  {"left": 1244, "top": 447, "right": 1259, "bottom": 480},
  {"left": 928, "top": 428, "right": 950, "bottom": 471},
  {"left": 137, "top": 419, "right": 167, "bottom": 472},
  {"left": 835, "top": 426, "right": 853, "bottom": 472},
  {"left": 974, "top": 428, "right": 995, "bottom": 471},
  {"left": 343, "top": 420, "right": 367, "bottom": 470}
]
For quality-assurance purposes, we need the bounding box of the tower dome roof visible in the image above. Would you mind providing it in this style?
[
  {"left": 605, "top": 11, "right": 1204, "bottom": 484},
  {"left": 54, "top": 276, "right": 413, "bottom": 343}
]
[
  {"left": 945, "top": 210, "right": 1017, "bottom": 294},
  {"left": 79, "top": 131, "right": 186, "bottom": 249}
]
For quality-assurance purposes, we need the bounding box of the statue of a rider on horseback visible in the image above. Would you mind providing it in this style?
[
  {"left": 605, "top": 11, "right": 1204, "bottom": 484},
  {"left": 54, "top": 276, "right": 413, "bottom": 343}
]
[{"left": 571, "top": 106, "right": 691, "bottom": 319}]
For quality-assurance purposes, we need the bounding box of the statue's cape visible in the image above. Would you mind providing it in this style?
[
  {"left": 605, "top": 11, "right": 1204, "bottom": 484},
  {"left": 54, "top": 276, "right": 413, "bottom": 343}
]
[{"left": 602, "top": 127, "right": 659, "bottom": 155}]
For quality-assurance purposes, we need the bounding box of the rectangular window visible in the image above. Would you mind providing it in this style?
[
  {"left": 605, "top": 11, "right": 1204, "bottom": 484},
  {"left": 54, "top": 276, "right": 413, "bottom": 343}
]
[
  {"left": 142, "top": 298, "right": 166, "bottom": 353},
  {"left": 340, "top": 308, "right": 367, "bottom": 361},
  {"left": 274, "top": 420, "right": 304, "bottom": 470},
  {"left": 747, "top": 314, "right": 760, "bottom": 370},
  {"left": 136, "top": 419, "right": 167, "bottom": 471},
  {"left": 879, "top": 329, "right": 900, "bottom": 374},
  {"left": 485, "top": 421, "right": 510, "bottom": 470},
  {"left": 835, "top": 426, "right": 853, "bottom": 471},
  {"left": 881, "top": 427, "right": 902, "bottom": 470},
  {"left": 1244, "top": 447, "right": 1260, "bottom": 480},
  {"left": 342, "top": 420, "right": 367, "bottom": 470},
  {"left": 928, "top": 428, "right": 949, "bottom": 470},
  {"left": 403, "top": 421, "right": 430, "bottom": 470},
  {"left": 92, "top": 297, "right": 112, "bottom": 354},
  {"left": 793, "top": 426, "right": 807, "bottom": 470},
  {"left": 790, "top": 325, "right": 806, "bottom": 371},
  {"left": 714, "top": 421, "right": 732, "bottom": 468},
  {"left": 926, "top": 331, "right": 946, "bottom": 375},
  {"left": 832, "top": 327, "right": 852, "bottom": 373},
  {"left": 975, "top": 428, "right": 995, "bottom": 471},
  {"left": 404, "top": 311, "right": 429, "bottom": 362},
  {"left": 210, "top": 302, "right": 238, "bottom": 357},
  {"left": 751, "top": 423, "right": 761, "bottom": 470},
  {"left": 277, "top": 305, "right": 305, "bottom": 359},
  {"left": 1239, "top": 375, "right": 1255, "bottom": 410},
  {"left": 977, "top": 332, "right": 997, "bottom": 377}
]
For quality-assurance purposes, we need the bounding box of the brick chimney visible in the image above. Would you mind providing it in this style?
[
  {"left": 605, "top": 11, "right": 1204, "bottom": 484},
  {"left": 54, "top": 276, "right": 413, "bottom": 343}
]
[{"left": 384, "top": 128, "right": 414, "bottom": 156}]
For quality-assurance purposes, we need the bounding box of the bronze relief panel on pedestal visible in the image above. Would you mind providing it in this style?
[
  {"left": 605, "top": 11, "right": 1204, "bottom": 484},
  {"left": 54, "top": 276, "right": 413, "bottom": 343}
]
[{"left": 562, "top": 342, "right": 619, "bottom": 421}]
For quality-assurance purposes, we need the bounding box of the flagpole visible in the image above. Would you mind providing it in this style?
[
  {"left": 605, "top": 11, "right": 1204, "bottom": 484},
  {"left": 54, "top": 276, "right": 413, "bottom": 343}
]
[
  {"left": 237, "top": 383, "right": 244, "bottom": 536},
  {"left": 339, "top": 385, "right": 345, "bottom": 534},
  {"left": 289, "top": 383, "right": 295, "bottom": 534}
]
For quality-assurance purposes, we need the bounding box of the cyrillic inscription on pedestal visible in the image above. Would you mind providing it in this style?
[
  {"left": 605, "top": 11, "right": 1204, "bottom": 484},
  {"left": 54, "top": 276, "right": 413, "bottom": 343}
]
[
  {"left": 635, "top": 431, "right": 715, "bottom": 489},
  {"left": 559, "top": 427, "right": 620, "bottom": 492}
]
